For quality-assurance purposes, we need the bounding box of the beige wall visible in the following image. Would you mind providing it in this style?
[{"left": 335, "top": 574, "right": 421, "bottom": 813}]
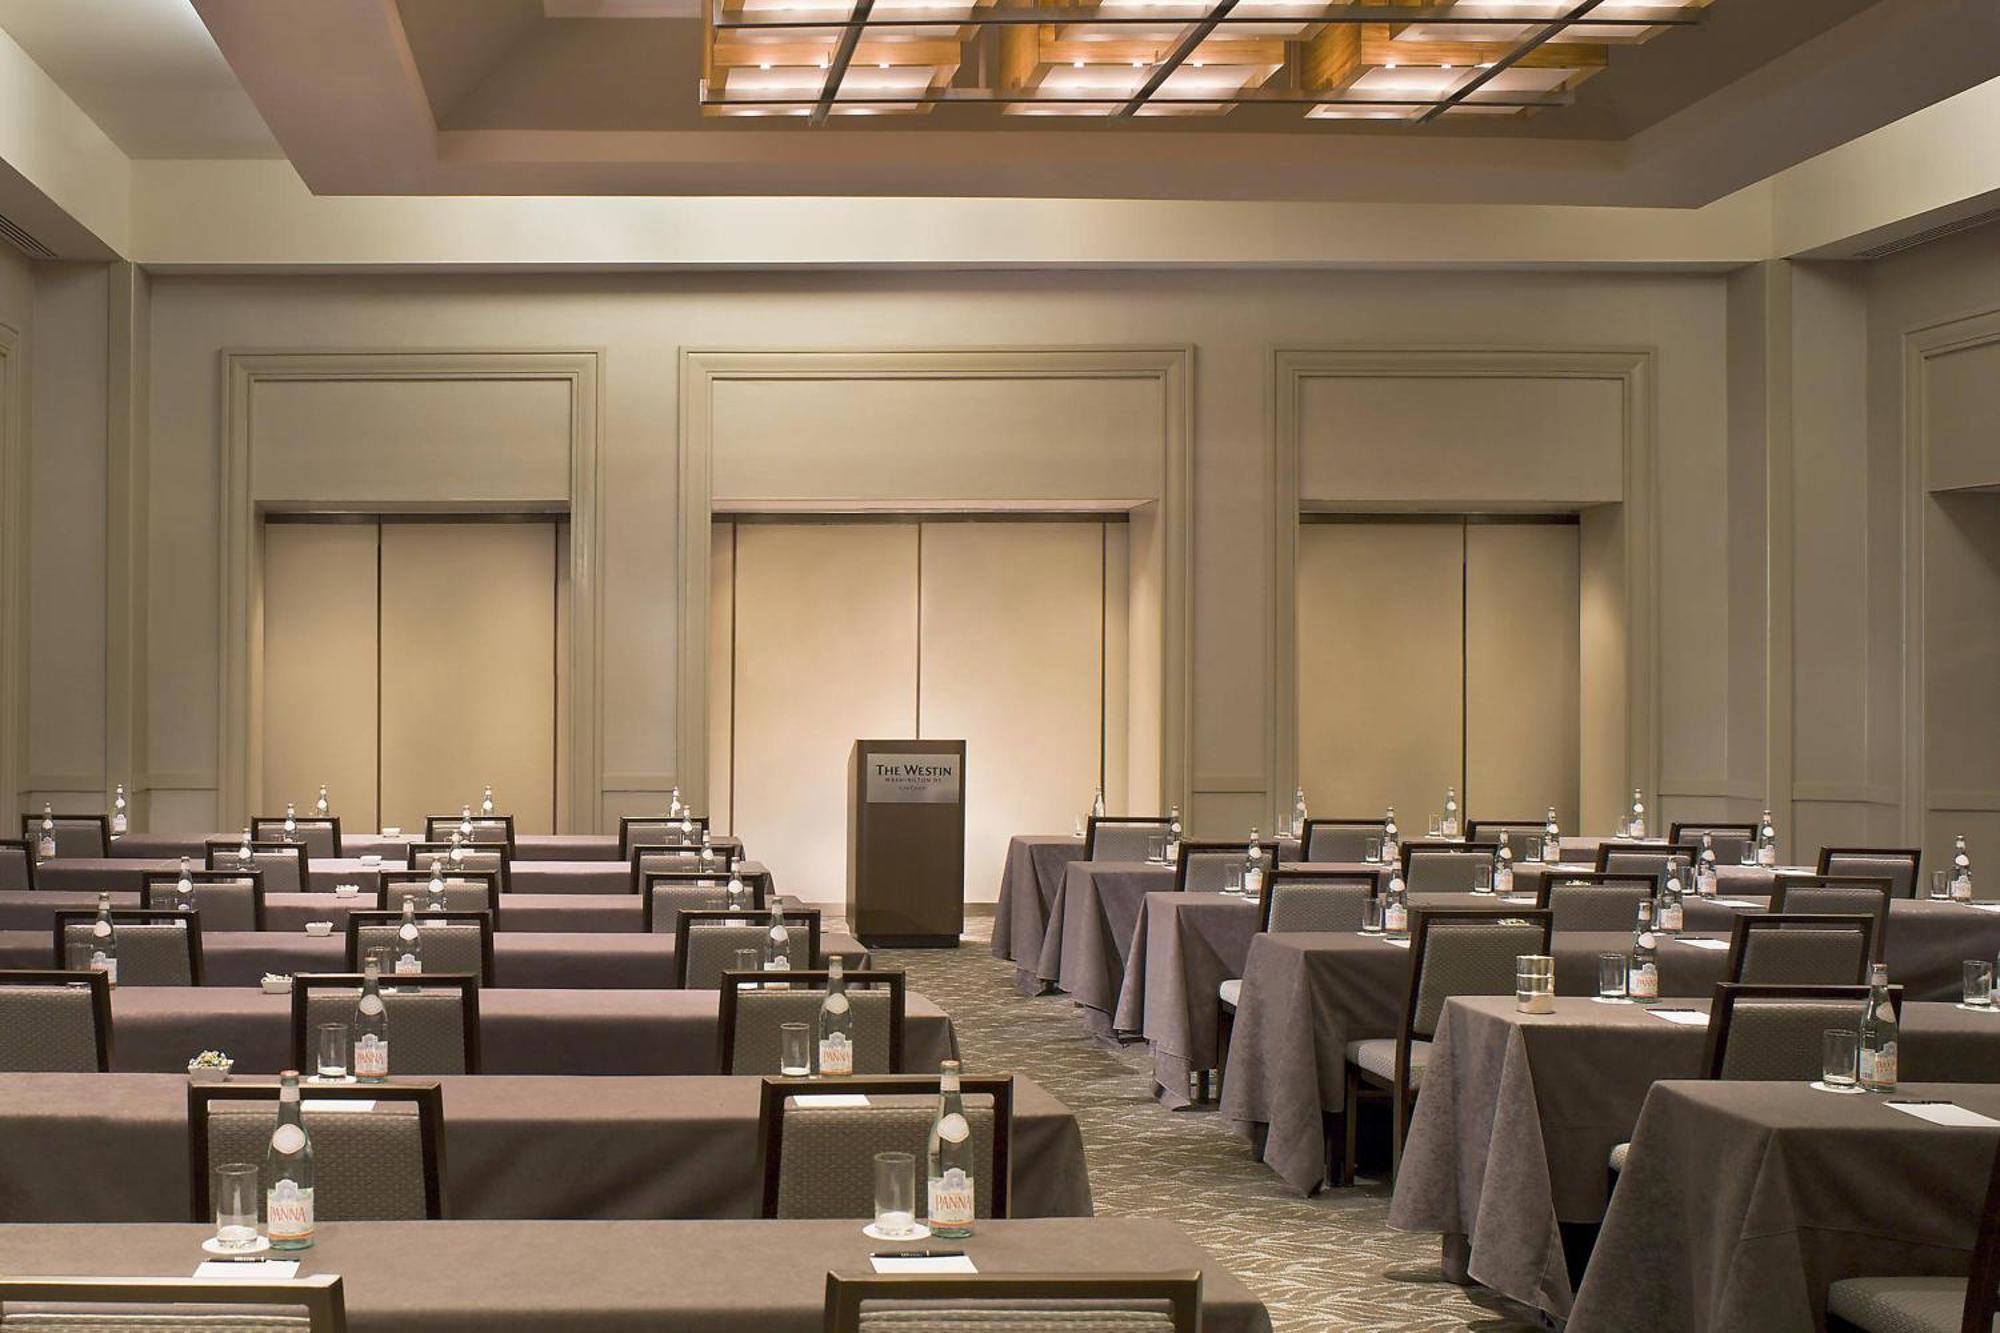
[{"left": 0, "top": 243, "right": 29, "bottom": 821}]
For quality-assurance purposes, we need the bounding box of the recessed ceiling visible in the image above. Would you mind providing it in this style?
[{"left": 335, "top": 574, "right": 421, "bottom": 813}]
[{"left": 0, "top": 0, "right": 281, "bottom": 159}]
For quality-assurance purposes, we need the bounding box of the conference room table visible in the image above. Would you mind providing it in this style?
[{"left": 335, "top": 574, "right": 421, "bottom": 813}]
[
  {"left": 1217, "top": 927, "right": 1742, "bottom": 1195},
  {"left": 1390, "top": 996, "right": 2000, "bottom": 1320},
  {"left": 0, "top": 925, "right": 867, "bottom": 988},
  {"left": 111, "top": 832, "right": 649, "bottom": 862},
  {"left": 1567, "top": 1080, "right": 2000, "bottom": 1332},
  {"left": 0, "top": 1071, "right": 1092, "bottom": 1222},
  {"left": 0, "top": 1218, "right": 1274, "bottom": 1333},
  {"left": 28, "top": 855, "right": 768, "bottom": 899},
  {"left": 95, "top": 986, "right": 959, "bottom": 1076},
  {"left": 0, "top": 889, "right": 788, "bottom": 935}
]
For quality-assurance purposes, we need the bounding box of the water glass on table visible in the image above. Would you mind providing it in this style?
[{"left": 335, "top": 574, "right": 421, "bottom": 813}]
[
  {"left": 1146, "top": 835, "right": 1167, "bottom": 865},
  {"left": 1360, "top": 900, "right": 1383, "bottom": 934},
  {"left": 1363, "top": 837, "right": 1382, "bottom": 864},
  {"left": 873, "top": 1151, "right": 920, "bottom": 1239},
  {"left": 1472, "top": 864, "right": 1493, "bottom": 894},
  {"left": 1596, "top": 952, "right": 1628, "bottom": 1002},
  {"left": 1934, "top": 870, "right": 1953, "bottom": 901},
  {"left": 1819, "top": 1028, "right": 1861, "bottom": 1093},
  {"left": 1223, "top": 866, "right": 1244, "bottom": 896},
  {"left": 211, "top": 1162, "right": 262, "bottom": 1252},
  {"left": 315, "top": 1022, "right": 349, "bottom": 1082},
  {"left": 1966, "top": 960, "right": 1995, "bottom": 1009},
  {"left": 780, "top": 1022, "right": 811, "bottom": 1076}
]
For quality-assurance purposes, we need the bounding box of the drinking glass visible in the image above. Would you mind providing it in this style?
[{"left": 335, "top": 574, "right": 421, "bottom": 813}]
[
  {"left": 1428, "top": 815, "right": 1442, "bottom": 838},
  {"left": 1223, "top": 866, "right": 1244, "bottom": 896},
  {"left": 315, "top": 1023, "right": 349, "bottom": 1081},
  {"left": 1363, "top": 837, "right": 1382, "bottom": 865},
  {"left": 1740, "top": 841, "right": 1757, "bottom": 867},
  {"left": 1596, "top": 953, "right": 1628, "bottom": 1001},
  {"left": 873, "top": 1152, "right": 919, "bottom": 1238},
  {"left": 734, "top": 947, "right": 759, "bottom": 975},
  {"left": 1820, "top": 1029, "right": 1860, "bottom": 1091},
  {"left": 1966, "top": 960, "right": 1995, "bottom": 1008},
  {"left": 1360, "top": 900, "right": 1384, "bottom": 934},
  {"left": 365, "top": 945, "right": 394, "bottom": 976},
  {"left": 780, "top": 1022, "right": 811, "bottom": 1076},
  {"left": 211, "top": 1162, "right": 261, "bottom": 1250},
  {"left": 1934, "top": 870, "right": 1953, "bottom": 901},
  {"left": 64, "top": 940, "right": 92, "bottom": 972},
  {"left": 1145, "top": 835, "right": 1168, "bottom": 865},
  {"left": 1472, "top": 864, "right": 1493, "bottom": 894},
  {"left": 1073, "top": 815, "right": 1085, "bottom": 839}
]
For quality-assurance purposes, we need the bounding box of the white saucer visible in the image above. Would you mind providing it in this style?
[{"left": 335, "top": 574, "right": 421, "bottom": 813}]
[
  {"left": 202, "top": 1235, "right": 271, "bottom": 1257},
  {"left": 306, "top": 1074, "right": 357, "bottom": 1085},
  {"left": 1591, "top": 996, "right": 1633, "bottom": 1005},
  {"left": 1957, "top": 1003, "right": 2000, "bottom": 1014},
  {"left": 863, "top": 1221, "right": 931, "bottom": 1242},
  {"left": 1810, "top": 1080, "right": 1866, "bottom": 1095}
]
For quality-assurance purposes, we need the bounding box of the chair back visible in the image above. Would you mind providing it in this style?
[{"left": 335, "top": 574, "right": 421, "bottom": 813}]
[
  {"left": 378, "top": 871, "right": 499, "bottom": 924},
  {"left": 1960, "top": 1138, "right": 2000, "bottom": 1333},
  {"left": 423, "top": 814, "right": 515, "bottom": 850},
  {"left": 406, "top": 844, "right": 511, "bottom": 893},
  {"left": 54, "top": 910, "right": 203, "bottom": 986},
  {"left": 1670, "top": 822, "right": 1756, "bottom": 865},
  {"left": 0, "top": 1275, "right": 347, "bottom": 1333},
  {"left": 1405, "top": 908, "right": 1554, "bottom": 1039},
  {"left": 1726, "top": 913, "right": 1873, "bottom": 985},
  {"left": 1594, "top": 841, "right": 1677, "bottom": 879},
  {"left": 619, "top": 814, "right": 709, "bottom": 857},
  {"left": 346, "top": 911, "right": 494, "bottom": 985},
  {"left": 1259, "top": 871, "right": 1374, "bottom": 932},
  {"left": 630, "top": 842, "right": 740, "bottom": 891},
  {"left": 1542, "top": 872, "right": 1660, "bottom": 931},
  {"left": 1702, "top": 983, "right": 1880, "bottom": 1081},
  {"left": 0, "top": 970, "right": 111, "bottom": 1071},
  {"left": 758, "top": 1074, "right": 1011, "bottom": 1220},
  {"left": 1084, "top": 816, "right": 1172, "bottom": 862},
  {"left": 1174, "top": 840, "right": 1280, "bottom": 894},
  {"left": 643, "top": 872, "right": 762, "bottom": 932},
  {"left": 1465, "top": 821, "right": 1546, "bottom": 859},
  {"left": 1300, "top": 819, "right": 1386, "bottom": 863},
  {"left": 719, "top": 969, "right": 906, "bottom": 1074},
  {"left": 823, "top": 1272, "right": 1201, "bottom": 1333},
  {"left": 292, "top": 974, "right": 480, "bottom": 1074},
  {"left": 191, "top": 1082, "right": 444, "bottom": 1221},
  {"left": 251, "top": 815, "right": 342, "bottom": 859},
  {"left": 1400, "top": 841, "right": 1499, "bottom": 893},
  {"left": 142, "top": 871, "right": 266, "bottom": 931},
  {"left": 1817, "top": 847, "right": 1921, "bottom": 899},
  {"left": 676, "top": 908, "right": 820, "bottom": 988},
  {"left": 1770, "top": 875, "right": 1892, "bottom": 960},
  {"left": 206, "top": 841, "right": 308, "bottom": 894},
  {"left": 17, "top": 813, "right": 109, "bottom": 859},
  {"left": 0, "top": 839, "right": 34, "bottom": 891}
]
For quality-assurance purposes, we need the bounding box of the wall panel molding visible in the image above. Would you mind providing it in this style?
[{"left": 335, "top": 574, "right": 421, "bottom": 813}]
[
  {"left": 1271, "top": 345, "right": 1658, "bottom": 832},
  {"left": 106, "top": 264, "right": 150, "bottom": 824},
  {"left": 680, "top": 347, "right": 1193, "bottom": 813},
  {"left": 1792, "top": 781, "right": 1900, "bottom": 805},
  {"left": 219, "top": 350, "right": 603, "bottom": 831},
  {"left": 0, "top": 319, "right": 21, "bottom": 823}
]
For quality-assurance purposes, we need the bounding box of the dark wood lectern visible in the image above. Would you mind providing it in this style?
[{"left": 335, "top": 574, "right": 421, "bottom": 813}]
[{"left": 846, "top": 739, "right": 965, "bottom": 948}]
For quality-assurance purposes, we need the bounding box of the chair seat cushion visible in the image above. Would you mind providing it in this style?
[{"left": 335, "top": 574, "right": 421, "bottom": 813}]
[
  {"left": 1345, "top": 1038, "right": 1430, "bottom": 1089},
  {"left": 1825, "top": 1276, "right": 1968, "bottom": 1333},
  {"left": 1607, "top": 1142, "right": 1628, "bottom": 1173},
  {"left": 1217, "top": 979, "right": 1241, "bottom": 1008}
]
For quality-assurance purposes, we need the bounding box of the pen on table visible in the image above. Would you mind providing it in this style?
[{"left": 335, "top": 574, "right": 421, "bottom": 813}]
[
  {"left": 1887, "top": 1099, "right": 1948, "bottom": 1106},
  {"left": 872, "top": 1250, "right": 965, "bottom": 1259}
]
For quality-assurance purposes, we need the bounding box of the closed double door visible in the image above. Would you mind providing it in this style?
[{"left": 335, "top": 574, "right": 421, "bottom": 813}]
[
  {"left": 711, "top": 519, "right": 1124, "bottom": 901},
  {"left": 261, "top": 520, "right": 564, "bottom": 834}
]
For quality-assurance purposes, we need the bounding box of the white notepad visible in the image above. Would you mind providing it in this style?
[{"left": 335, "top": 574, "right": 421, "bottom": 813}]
[
  {"left": 1710, "top": 899, "right": 1760, "bottom": 908},
  {"left": 1381, "top": 937, "right": 1412, "bottom": 949},
  {"left": 302, "top": 1100, "right": 375, "bottom": 1112},
  {"left": 1886, "top": 1101, "right": 2000, "bottom": 1128},
  {"left": 1676, "top": 938, "right": 1731, "bottom": 951},
  {"left": 194, "top": 1260, "right": 300, "bottom": 1280},
  {"left": 1645, "top": 1008, "right": 1710, "bottom": 1026},
  {"left": 793, "top": 1094, "right": 870, "bottom": 1108},
  {"left": 871, "top": 1255, "right": 978, "bottom": 1274}
]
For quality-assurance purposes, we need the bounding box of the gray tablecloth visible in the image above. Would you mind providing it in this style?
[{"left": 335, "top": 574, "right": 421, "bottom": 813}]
[
  {"left": 0, "top": 1217, "right": 1272, "bottom": 1333},
  {"left": 0, "top": 926, "right": 865, "bottom": 989},
  {"left": 31, "top": 856, "right": 771, "bottom": 900},
  {"left": 0, "top": 1071, "right": 1090, "bottom": 1222},
  {"left": 1568, "top": 1080, "right": 2000, "bottom": 1332},
  {"left": 111, "top": 833, "right": 645, "bottom": 862},
  {"left": 1036, "top": 862, "right": 1175, "bottom": 1028},
  {"left": 0, "top": 890, "right": 796, "bottom": 934},
  {"left": 96, "top": 986, "right": 957, "bottom": 1076},
  {"left": 991, "top": 835, "right": 1086, "bottom": 988},
  {"left": 1391, "top": 997, "right": 2000, "bottom": 1319},
  {"left": 1219, "top": 929, "right": 1734, "bottom": 1194},
  {"left": 1113, "top": 892, "right": 1259, "bottom": 1107}
]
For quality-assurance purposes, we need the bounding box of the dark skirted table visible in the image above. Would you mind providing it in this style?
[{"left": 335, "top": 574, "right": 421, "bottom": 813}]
[
  {"left": 991, "top": 834, "right": 1086, "bottom": 991},
  {"left": 111, "top": 832, "right": 646, "bottom": 862},
  {"left": 0, "top": 1218, "right": 1273, "bottom": 1333},
  {"left": 1567, "top": 1080, "right": 2000, "bottom": 1332},
  {"left": 0, "top": 891, "right": 787, "bottom": 935},
  {"left": 1218, "top": 928, "right": 1737, "bottom": 1194},
  {"left": 0, "top": 1072, "right": 1091, "bottom": 1222},
  {"left": 0, "top": 926, "right": 866, "bottom": 989},
  {"left": 1676, "top": 894, "right": 2000, "bottom": 1003},
  {"left": 1389, "top": 996, "right": 2000, "bottom": 1320},
  {"left": 29, "top": 856, "right": 769, "bottom": 899},
  {"left": 95, "top": 986, "right": 958, "bottom": 1076}
]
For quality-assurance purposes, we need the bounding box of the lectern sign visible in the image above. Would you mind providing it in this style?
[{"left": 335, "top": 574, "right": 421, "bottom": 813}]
[{"left": 866, "top": 754, "right": 962, "bottom": 804}]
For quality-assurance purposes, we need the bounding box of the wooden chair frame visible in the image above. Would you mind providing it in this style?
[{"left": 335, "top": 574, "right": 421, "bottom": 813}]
[
  {"left": 204, "top": 840, "right": 311, "bottom": 893},
  {"left": 189, "top": 1080, "right": 446, "bottom": 1221},
  {"left": 1298, "top": 817, "right": 1389, "bottom": 863},
  {"left": 376, "top": 870, "right": 502, "bottom": 928},
  {"left": 1770, "top": 875, "right": 1895, "bottom": 962},
  {"left": 1701, "top": 982, "right": 1886, "bottom": 1080},
  {"left": 251, "top": 814, "right": 344, "bottom": 857},
  {"left": 1532, "top": 869, "right": 1663, "bottom": 924},
  {"left": 405, "top": 843, "right": 513, "bottom": 894},
  {"left": 343, "top": 910, "right": 496, "bottom": 986},
  {"left": 619, "top": 814, "right": 711, "bottom": 859},
  {"left": 142, "top": 869, "right": 268, "bottom": 931},
  {"left": 629, "top": 842, "right": 740, "bottom": 894},
  {"left": 51, "top": 908, "right": 206, "bottom": 985},
  {"left": 1817, "top": 846, "right": 1923, "bottom": 899},
  {"left": 674, "top": 908, "right": 821, "bottom": 988},
  {"left": 1465, "top": 819, "right": 1546, "bottom": 846},
  {"left": 1257, "top": 869, "right": 1378, "bottom": 932},
  {"left": 823, "top": 1272, "right": 1201, "bottom": 1333},
  {"left": 0, "top": 968, "right": 111, "bottom": 1070},
  {"left": 0, "top": 837, "right": 37, "bottom": 891},
  {"left": 1670, "top": 821, "right": 1757, "bottom": 847},
  {"left": 757, "top": 1073, "right": 1014, "bottom": 1220},
  {"left": 1082, "top": 814, "right": 1172, "bottom": 861},
  {"left": 290, "top": 972, "right": 482, "bottom": 1074},
  {"left": 717, "top": 968, "right": 908, "bottom": 1073},
  {"left": 18, "top": 812, "right": 110, "bottom": 857},
  {"left": 1173, "top": 840, "right": 1281, "bottom": 894},
  {"left": 1398, "top": 840, "right": 1499, "bottom": 887},
  {"left": 0, "top": 1276, "right": 346, "bottom": 1333},
  {"left": 1725, "top": 913, "right": 1876, "bottom": 985},
  {"left": 423, "top": 813, "right": 517, "bottom": 852},
  {"left": 641, "top": 869, "right": 768, "bottom": 932},
  {"left": 1593, "top": 840, "right": 1684, "bottom": 874}
]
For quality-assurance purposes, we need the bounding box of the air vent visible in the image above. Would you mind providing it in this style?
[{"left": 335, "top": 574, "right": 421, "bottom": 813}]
[
  {"left": 1855, "top": 207, "right": 2000, "bottom": 261},
  {"left": 0, "top": 210, "right": 54, "bottom": 260}
]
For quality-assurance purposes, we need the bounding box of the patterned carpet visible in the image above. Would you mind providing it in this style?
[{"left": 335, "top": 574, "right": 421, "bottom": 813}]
[{"left": 866, "top": 918, "right": 1543, "bottom": 1333}]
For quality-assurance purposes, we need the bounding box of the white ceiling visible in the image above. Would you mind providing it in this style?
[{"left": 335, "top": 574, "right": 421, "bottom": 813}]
[{"left": 0, "top": 0, "right": 280, "bottom": 159}]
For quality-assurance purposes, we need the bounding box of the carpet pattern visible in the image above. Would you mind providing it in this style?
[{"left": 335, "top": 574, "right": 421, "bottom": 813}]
[{"left": 867, "top": 919, "right": 1542, "bottom": 1333}]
